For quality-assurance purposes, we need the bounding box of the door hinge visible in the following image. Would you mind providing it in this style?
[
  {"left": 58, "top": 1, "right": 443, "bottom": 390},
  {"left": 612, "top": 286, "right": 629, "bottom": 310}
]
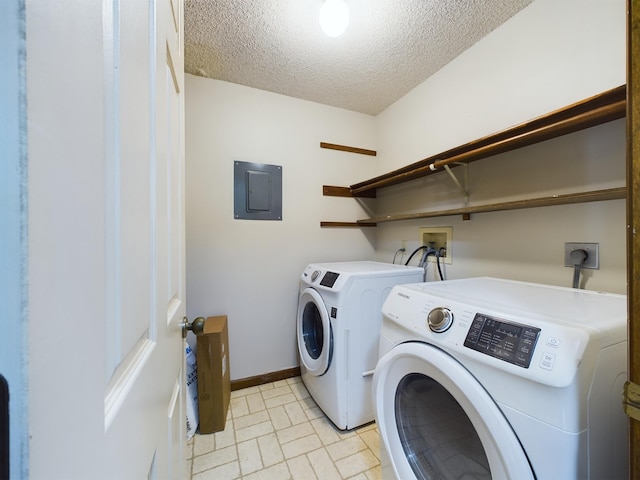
[{"left": 623, "top": 380, "right": 640, "bottom": 421}]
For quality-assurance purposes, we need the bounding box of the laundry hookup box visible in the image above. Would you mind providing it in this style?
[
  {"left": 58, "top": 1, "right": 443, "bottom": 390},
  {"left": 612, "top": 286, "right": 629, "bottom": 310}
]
[{"left": 196, "top": 315, "right": 231, "bottom": 434}]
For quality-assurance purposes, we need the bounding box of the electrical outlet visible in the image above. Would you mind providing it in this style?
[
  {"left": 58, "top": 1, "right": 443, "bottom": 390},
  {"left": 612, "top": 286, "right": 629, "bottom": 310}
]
[
  {"left": 564, "top": 242, "right": 599, "bottom": 269},
  {"left": 400, "top": 240, "right": 407, "bottom": 250}
]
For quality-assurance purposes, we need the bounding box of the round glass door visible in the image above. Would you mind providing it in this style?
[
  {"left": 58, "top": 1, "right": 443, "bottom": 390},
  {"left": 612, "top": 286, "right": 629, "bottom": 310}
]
[
  {"left": 373, "top": 342, "right": 535, "bottom": 480},
  {"left": 395, "top": 373, "right": 490, "bottom": 479},
  {"left": 297, "top": 288, "right": 332, "bottom": 375}
]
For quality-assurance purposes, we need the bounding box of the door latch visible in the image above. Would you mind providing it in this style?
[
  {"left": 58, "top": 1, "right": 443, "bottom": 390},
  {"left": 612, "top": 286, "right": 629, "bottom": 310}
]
[{"left": 181, "top": 316, "right": 205, "bottom": 339}]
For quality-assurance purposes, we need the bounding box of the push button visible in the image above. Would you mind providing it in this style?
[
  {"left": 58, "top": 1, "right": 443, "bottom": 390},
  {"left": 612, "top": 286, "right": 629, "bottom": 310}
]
[
  {"left": 540, "top": 352, "right": 555, "bottom": 370},
  {"left": 546, "top": 337, "right": 561, "bottom": 348}
]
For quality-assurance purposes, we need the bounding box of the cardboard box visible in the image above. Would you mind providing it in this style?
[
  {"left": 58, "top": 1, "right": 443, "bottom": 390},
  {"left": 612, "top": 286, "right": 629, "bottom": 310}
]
[{"left": 196, "top": 315, "right": 230, "bottom": 434}]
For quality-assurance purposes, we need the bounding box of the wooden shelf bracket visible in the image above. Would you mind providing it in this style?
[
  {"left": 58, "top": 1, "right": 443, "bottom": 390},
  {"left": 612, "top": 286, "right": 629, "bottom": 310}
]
[{"left": 443, "top": 163, "right": 469, "bottom": 205}]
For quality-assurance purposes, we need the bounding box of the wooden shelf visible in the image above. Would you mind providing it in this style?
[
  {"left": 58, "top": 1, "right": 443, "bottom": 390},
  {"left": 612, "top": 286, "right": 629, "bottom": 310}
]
[
  {"left": 320, "top": 221, "right": 377, "bottom": 228},
  {"left": 355, "top": 187, "right": 626, "bottom": 224},
  {"left": 320, "top": 142, "right": 377, "bottom": 157},
  {"left": 320, "top": 85, "right": 627, "bottom": 228},
  {"left": 322, "top": 185, "right": 376, "bottom": 198},
  {"left": 339, "top": 85, "right": 625, "bottom": 197}
]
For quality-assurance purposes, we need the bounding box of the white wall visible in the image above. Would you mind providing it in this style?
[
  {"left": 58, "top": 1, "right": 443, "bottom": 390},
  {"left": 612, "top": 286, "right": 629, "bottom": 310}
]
[
  {"left": 373, "top": 0, "right": 627, "bottom": 293},
  {"left": 185, "top": 77, "right": 377, "bottom": 380},
  {"left": 376, "top": 0, "right": 626, "bottom": 171}
]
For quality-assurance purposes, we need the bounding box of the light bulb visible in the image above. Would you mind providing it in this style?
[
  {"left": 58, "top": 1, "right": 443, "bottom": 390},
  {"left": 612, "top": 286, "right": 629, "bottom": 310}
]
[{"left": 319, "top": 0, "right": 349, "bottom": 37}]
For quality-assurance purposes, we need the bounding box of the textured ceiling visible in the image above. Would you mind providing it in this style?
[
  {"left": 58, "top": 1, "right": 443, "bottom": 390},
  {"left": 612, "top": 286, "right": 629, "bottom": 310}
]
[{"left": 184, "top": 0, "right": 534, "bottom": 115}]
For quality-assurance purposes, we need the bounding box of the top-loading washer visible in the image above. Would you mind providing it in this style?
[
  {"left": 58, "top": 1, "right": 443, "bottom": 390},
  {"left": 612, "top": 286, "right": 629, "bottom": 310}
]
[
  {"left": 297, "top": 261, "right": 423, "bottom": 430},
  {"left": 373, "top": 277, "right": 628, "bottom": 480}
]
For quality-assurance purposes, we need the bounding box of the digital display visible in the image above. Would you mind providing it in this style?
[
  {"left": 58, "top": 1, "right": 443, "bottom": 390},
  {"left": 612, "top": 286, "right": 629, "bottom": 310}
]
[
  {"left": 464, "top": 313, "right": 540, "bottom": 368},
  {"left": 320, "top": 271, "right": 340, "bottom": 288}
]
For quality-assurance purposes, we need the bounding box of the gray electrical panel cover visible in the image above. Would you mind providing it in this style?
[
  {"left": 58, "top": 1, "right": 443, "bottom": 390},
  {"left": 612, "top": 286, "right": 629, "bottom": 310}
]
[{"left": 234, "top": 161, "right": 282, "bottom": 220}]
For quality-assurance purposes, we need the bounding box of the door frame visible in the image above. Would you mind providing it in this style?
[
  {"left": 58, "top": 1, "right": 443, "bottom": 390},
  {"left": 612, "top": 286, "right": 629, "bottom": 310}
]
[
  {"left": 627, "top": 0, "right": 640, "bottom": 476},
  {"left": 0, "top": 1, "right": 28, "bottom": 478}
]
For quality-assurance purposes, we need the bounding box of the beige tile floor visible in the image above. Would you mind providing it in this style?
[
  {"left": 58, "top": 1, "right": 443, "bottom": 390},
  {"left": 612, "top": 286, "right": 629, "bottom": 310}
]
[{"left": 186, "top": 376, "right": 382, "bottom": 480}]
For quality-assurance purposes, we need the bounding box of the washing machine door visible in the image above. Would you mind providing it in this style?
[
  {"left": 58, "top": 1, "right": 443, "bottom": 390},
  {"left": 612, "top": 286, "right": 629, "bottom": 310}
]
[
  {"left": 373, "top": 342, "right": 535, "bottom": 480},
  {"left": 297, "top": 287, "right": 332, "bottom": 376}
]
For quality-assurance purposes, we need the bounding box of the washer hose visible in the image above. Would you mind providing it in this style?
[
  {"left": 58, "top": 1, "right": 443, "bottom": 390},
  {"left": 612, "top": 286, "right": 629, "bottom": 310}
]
[
  {"left": 406, "top": 245, "right": 446, "bottom": 281},
  {"left": 436, "top": 247, "right": 446, "bottom": 281},
  {"left": 404, "top": 245, "right": 432, "bottom": 266}
]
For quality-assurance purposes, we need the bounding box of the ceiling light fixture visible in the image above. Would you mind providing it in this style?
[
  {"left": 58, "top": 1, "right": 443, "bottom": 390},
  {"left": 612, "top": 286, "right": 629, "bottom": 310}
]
[{"left": 319, "top": 0, "right": 349, "bottom": 37}]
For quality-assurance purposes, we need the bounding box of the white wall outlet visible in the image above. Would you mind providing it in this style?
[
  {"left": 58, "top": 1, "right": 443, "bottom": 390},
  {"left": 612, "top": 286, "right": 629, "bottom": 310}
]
[{"left": 564, "top": 242, "right": 599, "bottom": 269}]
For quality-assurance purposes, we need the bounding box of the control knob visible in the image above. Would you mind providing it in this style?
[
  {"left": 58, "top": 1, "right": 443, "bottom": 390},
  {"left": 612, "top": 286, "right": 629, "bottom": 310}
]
[
  {"left": 311, "top": 270, "right": 321, "bottom": 282},
  {"left": 427, "top": 307, "right": 453, "bottom": 333}
]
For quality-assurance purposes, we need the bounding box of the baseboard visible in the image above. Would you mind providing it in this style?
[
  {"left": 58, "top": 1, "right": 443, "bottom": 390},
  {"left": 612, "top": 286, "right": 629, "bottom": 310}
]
[{"left": 230, "top": 366, "right": 301, "bottom": 392}]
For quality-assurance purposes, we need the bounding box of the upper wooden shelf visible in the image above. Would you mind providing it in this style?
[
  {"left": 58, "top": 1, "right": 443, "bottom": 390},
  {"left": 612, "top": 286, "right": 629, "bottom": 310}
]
[{"left": 345, "top": 85, "right": 626, "bottom": 197}]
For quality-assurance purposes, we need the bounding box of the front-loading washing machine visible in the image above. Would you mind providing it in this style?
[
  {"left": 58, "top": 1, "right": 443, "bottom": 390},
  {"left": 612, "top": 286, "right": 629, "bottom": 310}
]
[
  {"left": 373, "top": 277, "right": 628, "bottom": 480},
  {"left": 297, "top": 261, "right": 423, "bottom": 430}
]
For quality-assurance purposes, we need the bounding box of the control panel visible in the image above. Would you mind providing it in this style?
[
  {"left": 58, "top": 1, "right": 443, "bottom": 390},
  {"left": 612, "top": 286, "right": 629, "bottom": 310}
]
[
  {"left": 464, "top": 313, "right": 541, "bottom": 368},
  {"left": 380, "top": 279, "right": 623, "bottom": 388},
  {"left": 319, "top": 271, "right": 340, "bottom": 288},
  {"left": 302, "top": 266, "right": 340, "bottom": 288}
]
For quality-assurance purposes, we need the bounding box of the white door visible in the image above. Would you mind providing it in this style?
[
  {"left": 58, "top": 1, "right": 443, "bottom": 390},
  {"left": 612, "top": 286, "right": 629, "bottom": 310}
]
[{"left": 26, "top": 0, "right": 186, "bottom": 478}]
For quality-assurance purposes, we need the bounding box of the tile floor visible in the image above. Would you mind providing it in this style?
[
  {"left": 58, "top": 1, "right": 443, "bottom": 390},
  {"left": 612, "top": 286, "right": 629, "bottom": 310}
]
[{"left": 186, "top": 376, "right": 382, "bottom": 480}]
